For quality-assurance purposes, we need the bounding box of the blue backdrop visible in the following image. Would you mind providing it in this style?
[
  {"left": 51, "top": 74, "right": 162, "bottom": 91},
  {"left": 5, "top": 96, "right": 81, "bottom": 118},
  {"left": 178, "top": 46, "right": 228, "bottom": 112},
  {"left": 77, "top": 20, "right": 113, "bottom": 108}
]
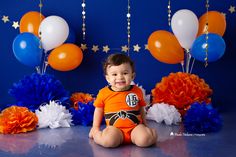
[{"left": 0, "top": 0, "right": 235, "bottom": 112}]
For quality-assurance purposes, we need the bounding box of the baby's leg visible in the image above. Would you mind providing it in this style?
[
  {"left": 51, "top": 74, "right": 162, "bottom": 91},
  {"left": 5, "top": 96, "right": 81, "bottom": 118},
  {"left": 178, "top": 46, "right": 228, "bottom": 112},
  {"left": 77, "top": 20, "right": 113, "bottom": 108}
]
[
  {"left": 131, "top": 124, "right": 157, "bottom": 147},
  {"left": 93, "top": 126, "right": 123, "bottom": 148}
]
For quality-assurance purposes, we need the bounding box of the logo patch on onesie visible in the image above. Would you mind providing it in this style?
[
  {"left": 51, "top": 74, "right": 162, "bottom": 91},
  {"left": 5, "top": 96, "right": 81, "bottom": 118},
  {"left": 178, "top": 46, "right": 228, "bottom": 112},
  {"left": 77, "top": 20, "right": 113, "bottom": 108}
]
[{"left": 126, "top": 93, "right": 139, "bottom": 107}]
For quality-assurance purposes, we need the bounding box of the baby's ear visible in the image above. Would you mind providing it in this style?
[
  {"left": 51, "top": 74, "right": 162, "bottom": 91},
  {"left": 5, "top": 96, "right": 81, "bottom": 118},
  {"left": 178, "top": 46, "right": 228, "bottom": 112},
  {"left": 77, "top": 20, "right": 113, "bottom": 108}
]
[{"left": 105, "top": 75, "right": 110, "bottom": 83}]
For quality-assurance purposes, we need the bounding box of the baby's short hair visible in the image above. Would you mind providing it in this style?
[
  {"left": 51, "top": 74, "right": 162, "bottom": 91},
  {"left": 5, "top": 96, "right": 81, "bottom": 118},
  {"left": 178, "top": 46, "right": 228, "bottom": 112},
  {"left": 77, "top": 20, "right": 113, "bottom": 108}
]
[{"left": 103, "top": 53, "right": 135, "bottom": 75}]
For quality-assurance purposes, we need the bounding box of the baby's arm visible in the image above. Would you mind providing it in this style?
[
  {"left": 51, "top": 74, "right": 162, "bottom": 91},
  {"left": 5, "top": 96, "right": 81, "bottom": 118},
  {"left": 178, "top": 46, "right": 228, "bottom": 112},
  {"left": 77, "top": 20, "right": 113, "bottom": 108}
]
[
  {"left": 89, "top": 107, "right": 104, "bottom": 138},
  {"left": 140, "top": 107, "right": 147, "bottom": 126}
]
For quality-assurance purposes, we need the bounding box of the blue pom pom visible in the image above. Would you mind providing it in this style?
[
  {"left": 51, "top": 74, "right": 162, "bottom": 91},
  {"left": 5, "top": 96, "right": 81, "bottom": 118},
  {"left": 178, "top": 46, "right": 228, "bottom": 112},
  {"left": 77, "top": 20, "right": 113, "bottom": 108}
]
[
  {"left": 70, "top": 101, "right": 95, "bottom": 126},
  {"left": 183, "top": 102, "right": 222, "bottom": 133},
  {"left": 8, "top": 73, "right": 69, "bottom": 112}
]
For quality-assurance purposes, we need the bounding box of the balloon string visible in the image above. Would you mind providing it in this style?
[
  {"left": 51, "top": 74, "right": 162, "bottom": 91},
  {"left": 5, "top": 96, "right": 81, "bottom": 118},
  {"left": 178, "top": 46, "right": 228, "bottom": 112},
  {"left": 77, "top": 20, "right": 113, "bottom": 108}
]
[
  {"left": 36, "top": 66, "right": 41, "bottom": 74},
  {"left": 41, "top": 50, "right": 48, "bottom": 75},
  {"left": 190, "top": 58, "right": 195, "bottom": 74},
  {"left": 181, "top": 61, "right": 185, "bottom": 73},
  {"left": 185, "top": 49, "right": 191, "bottom": 73},
  {"left": 43, "top": 61, "right": 48, "bottom": 74}
]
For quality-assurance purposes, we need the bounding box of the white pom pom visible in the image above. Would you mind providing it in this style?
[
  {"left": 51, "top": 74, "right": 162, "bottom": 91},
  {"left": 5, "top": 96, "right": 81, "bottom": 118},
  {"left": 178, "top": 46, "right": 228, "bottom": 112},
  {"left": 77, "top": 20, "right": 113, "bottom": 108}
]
[
  {"left": 36, "top": 100, "right": 72, "bottom": 129},
  {"left": 135, "top": 82, "right": 151, "bottom": 105},
  {"left": 146, "top": 103, "right": 181, "bottom": 125}
]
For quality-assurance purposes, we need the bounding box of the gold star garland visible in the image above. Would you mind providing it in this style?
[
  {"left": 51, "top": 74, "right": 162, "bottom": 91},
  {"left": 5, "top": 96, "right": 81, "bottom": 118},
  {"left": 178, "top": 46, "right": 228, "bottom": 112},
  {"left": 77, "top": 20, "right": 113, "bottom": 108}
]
[
  {"left": 229, "top": 5, "right": 236, "bottom": 13},
  {"left": 133, "top": 44, "right": 141, "bottom": 52},
  {"left": 82, "top": 0, "right": 86, "bottom": 40},
  {"left": 80, "top": 44, "right": 147, "bottom": 53},
  {"left": 38, "top": 0, "right": 49, "bottom": 75},
  {"left": 1, "top": 15, "right": 19, "bottom": 29},
  {"left": 127, "top": 0, "right": 131, "bottom": 55},
  {"left": 38, "top": 0, "right": 43, "bottom": 42},
  {"left": 2, "top": 15, "right": 9, "bottom": 23},
  {"left": 1, "top": 2, "right": 235, "bottom": 54},
  {"left": 204, "top": 0, "right": 209, "bottom": 67},
  {"left": 39, "top": 0, "right": 43, "bottom": 21},
  {"left": 167, "top": 0, "right": 171, "bottom": 26}
]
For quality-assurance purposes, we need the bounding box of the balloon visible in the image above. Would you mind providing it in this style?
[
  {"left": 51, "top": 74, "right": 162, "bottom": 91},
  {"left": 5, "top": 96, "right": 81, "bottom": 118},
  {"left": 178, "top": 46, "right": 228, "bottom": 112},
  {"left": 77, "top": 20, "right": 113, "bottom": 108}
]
[
  {"left": 171, "top": 9, "right": 199, "bottom": 49},
  {"left": 148, "top": 30, "right": 184, "bottom": 64},
  {"left": 39, "top": 16, "right": 69, "bottom": 51},
  {"left": 197, "top": 11, "right": 226, "bottom": 37},
  {"left": 12, "top": 32, "right": 43, "bottom": 67},
  {"left": 65, "top": 27, "right": 76, "bottom": 43},
  {"left": 20, "top": 11, "right": 45, "bottom": 37},
  {"left": 48, "top": 43, "right": 83, "bottom": 71},
  {"left": 191, "top": 33, "right": 225, "bottom": 62}
]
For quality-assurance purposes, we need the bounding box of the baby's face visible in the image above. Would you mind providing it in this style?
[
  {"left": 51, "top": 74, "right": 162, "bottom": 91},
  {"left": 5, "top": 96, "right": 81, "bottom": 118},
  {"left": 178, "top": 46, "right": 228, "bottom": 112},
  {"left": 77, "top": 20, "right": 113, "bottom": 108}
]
[{"left": 105, "top": 63, "right": 135, "bottom": 91}]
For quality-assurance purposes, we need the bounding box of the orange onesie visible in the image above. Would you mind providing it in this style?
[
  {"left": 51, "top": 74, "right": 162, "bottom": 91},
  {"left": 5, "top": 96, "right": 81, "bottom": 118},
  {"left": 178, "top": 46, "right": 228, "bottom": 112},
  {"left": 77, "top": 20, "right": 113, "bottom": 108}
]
[{"left": 93, "top": 85, "right": 146, "bottom": 144}]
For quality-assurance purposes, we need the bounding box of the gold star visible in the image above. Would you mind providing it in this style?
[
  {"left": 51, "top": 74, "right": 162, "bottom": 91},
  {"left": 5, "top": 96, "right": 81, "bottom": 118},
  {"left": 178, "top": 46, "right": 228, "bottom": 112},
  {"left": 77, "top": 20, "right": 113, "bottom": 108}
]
[
  {"left": 203, "top": 24, "right": 208, "bottom": 33},
  {"left": 133, "top": 44, "right": 141, "bottom": 52},
  {"left": 92, "top": 45, "right": 99, "bottom": 53},
  {"left": 144, "top": 44, "right": 149, "bottom": 50},
  {"left": 221, "top": 12, "right": 226, "bottom": 17},
  {"left": 80, "top": 44, "right": 88, "bottom": 51},
  {"left": 12, "top": 21, "right": 19, "bottom": 29},
  {"left": 229, "top": 5, "right": 235, "bottom": 13},
  {"left": 2, "top": 15, "right": 9, "bottom": 23},
  {"left": 121, "top": 45, "right": 129, "bottom": 52},
  {"left": 102, "top": 45, "right": 110, "bottom": 53},
  {"left": 39, "top": 3, "right": 43, "bottom": 8}
]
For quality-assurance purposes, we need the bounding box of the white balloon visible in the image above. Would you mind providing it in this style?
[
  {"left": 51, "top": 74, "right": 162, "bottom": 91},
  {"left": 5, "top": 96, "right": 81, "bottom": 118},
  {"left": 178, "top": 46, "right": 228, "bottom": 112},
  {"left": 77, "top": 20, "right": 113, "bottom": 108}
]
[
  {"left": 171, "top": 9, "right": 199, "bottom": 50},
  {"left": 39, "top": 16, "right": 69, "bottom": 51}
]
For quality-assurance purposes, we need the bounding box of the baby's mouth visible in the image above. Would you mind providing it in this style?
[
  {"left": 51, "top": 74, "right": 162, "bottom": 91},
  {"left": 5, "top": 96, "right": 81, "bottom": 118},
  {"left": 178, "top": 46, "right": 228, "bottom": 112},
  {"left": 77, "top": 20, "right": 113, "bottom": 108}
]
[{"left": 116, "top": 81, "right": 126, "bottom": 85}]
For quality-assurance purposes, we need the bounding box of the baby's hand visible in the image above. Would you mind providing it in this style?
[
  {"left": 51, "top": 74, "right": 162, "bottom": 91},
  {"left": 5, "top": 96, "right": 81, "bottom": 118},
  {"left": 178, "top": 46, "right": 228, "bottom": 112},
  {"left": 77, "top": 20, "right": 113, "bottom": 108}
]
[{"left": 89, "top": 127, "right": 100, "bottom": 139}]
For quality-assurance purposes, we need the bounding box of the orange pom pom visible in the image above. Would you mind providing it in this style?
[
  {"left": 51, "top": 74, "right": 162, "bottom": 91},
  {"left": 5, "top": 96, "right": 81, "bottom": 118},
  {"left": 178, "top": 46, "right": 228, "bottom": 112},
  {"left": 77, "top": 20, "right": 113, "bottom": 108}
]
[
  {"left": 70, "top": 92, "right": 94, "bottom": 110},
  {"left": 0, "top": 106, "right": 38, "bottom": 134},
  {"left": 151, "top": 72, "right": 213, "bottom": 115}
]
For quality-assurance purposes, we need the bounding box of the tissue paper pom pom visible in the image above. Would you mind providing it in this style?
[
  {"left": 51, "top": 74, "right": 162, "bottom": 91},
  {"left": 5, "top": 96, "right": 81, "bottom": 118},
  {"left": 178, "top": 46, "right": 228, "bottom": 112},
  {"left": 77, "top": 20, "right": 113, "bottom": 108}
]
[
  {"left": 151, "top": 72, "right": 212, "bottom": 115},
  {"left": 0, "top": 106, "right": 38, "bottom": 134},
  {"left": 36, "top": 100, "right": 72, "bottom": 129},
  {"left": 70, "top": 92, "right": 94, "bottom": 110},
  {"left": 183, "top": 102, "right": 222, "bottom": 133},
  {"left": 8, "top": 73, "right": 69, "bottom": 111},
  {"left": 70, "top": 101, "right": 95, "bottom": 126},
  {"left": 136, "top": 83, "right": 151, "bottom": 105},
  {"left": 146, "top": 103, "right": 181, "bottom": 125}
]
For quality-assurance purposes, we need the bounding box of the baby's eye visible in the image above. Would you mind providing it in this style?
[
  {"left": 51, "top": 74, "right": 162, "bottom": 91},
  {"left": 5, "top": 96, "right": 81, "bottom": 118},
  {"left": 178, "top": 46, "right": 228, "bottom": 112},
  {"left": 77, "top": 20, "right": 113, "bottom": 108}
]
[
  {"left": 123, "top": 72, "right": 128, "bottom": 75},
  {"left": 112, "top": 73, "right": 117, "bottom": 76}
]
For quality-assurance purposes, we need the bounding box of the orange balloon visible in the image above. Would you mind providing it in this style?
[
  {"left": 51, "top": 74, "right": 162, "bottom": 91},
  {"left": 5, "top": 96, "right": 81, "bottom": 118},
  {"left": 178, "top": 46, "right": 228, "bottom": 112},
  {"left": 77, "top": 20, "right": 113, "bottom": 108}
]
[
  {"left": 197, "top": 11, "right": 226, "bottom": 37},
  {"left": 48, "top": 44, "right": 83, "bottom": 71},
  {"left": 20, "top": 11, "right": 45, "bottom": 37},
  {"left": 148, "top": 30, "right": 184, "bottom": 64}
]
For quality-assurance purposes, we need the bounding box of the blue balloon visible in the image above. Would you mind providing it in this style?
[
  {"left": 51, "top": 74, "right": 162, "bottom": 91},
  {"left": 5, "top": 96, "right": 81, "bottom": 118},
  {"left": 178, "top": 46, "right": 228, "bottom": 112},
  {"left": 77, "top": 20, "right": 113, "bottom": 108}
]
[
  {"left": 65, "top": 27, "right": 76, "bottom": 43},
  {"left": 12, "top": 32, "right": 43, "bottom": 67},
  {"left": 191, "top": 33, "right": 226, "bottom": 62}
]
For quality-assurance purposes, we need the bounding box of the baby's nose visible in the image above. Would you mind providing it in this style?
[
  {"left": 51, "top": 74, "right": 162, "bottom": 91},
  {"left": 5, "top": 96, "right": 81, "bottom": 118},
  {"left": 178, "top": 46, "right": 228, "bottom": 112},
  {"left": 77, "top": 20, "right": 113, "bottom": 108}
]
[{"left": 117, "top": 74, "right": 124, "bottom": 79}]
